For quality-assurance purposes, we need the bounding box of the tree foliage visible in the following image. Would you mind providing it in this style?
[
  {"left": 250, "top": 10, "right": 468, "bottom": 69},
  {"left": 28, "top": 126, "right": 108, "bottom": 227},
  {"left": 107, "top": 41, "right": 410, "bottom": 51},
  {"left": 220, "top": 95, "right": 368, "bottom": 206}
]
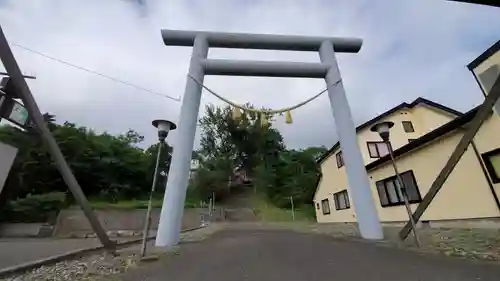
[
  {"left": 0, "top": 114, "right": 172, "bottom": 205},
  {"left": 193, "top": 104, "right": 325, "bottom": 209}
]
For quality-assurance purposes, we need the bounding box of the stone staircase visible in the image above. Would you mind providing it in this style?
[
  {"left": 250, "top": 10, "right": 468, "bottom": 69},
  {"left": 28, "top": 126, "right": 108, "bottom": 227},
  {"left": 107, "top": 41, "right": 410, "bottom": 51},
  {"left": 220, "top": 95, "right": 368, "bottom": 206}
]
[
  {"left": 221, "top": 185, "right": 257, "bottom": 222},
  {"left": 224, "top": 208, "right": 257, "bottom": 222}
]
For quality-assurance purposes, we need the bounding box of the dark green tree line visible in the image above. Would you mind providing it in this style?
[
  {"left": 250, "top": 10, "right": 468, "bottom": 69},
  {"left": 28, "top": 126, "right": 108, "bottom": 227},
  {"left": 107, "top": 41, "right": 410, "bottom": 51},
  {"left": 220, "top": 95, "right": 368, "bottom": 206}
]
[{"left": 0, "top": 114, "right": 172, "bottom": 204}]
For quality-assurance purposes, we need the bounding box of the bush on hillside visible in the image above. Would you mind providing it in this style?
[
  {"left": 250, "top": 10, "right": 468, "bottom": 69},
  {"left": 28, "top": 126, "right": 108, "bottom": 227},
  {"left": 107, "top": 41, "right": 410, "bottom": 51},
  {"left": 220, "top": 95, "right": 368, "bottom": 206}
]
[{"left": 0, "top": 192, "right": 68, "bottom": 223}]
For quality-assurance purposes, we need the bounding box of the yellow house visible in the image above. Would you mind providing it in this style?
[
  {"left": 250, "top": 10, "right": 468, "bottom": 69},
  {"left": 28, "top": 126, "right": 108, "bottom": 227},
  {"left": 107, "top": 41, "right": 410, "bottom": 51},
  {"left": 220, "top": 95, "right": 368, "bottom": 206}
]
[{"left": 314, "top": 40, "right": 500, "bottom": 228}]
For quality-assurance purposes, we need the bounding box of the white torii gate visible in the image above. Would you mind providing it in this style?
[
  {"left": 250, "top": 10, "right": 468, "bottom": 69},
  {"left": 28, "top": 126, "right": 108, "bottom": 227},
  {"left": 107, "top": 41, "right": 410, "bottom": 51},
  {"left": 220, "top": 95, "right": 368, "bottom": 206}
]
[{"left": 156, "top": 30, "right": 384, "bottom": 247}]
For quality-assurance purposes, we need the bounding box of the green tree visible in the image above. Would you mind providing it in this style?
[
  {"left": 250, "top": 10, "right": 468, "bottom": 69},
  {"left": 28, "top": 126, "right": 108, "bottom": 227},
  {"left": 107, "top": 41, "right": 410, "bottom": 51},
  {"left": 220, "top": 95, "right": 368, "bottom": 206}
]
[
  {"left": 257, "top": 149, "right": 321, "bottom": 208},
  {"left": 0, "top": 114, "right": 170, "bottom": 202},
  {"left": 194, "top": 104, "right": 286, "bottom": 201},
  {"left": 144, "top": 142, "right": 173, "bottom": 194},
  {"left": 193, "top": 103, "right": 324, "bottom": 210}
]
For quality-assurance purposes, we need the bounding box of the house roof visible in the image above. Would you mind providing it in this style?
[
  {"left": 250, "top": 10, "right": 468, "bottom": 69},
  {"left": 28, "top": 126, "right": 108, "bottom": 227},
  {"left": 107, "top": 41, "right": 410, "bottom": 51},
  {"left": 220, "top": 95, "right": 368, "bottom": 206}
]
[
  {"left": 365, "top": 106, "right": 480, "bottom": 170},
  {"left": 467, "top": 39, "right": 500, "bottom": 71},
  {"left": 316, "top": 97, "right": 463, "bottom": 164},
  {"left": 447, "top": 1, "right": 500, "bottom": 8}
]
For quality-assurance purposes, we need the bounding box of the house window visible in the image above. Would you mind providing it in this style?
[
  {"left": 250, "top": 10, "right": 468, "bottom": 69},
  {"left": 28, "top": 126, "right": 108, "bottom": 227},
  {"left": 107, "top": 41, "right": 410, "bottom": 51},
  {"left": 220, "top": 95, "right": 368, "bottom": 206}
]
[
  {"left": 316, "top": 203, "right": 320, "bottom": 210},
  {"left": 375, "top": 170, "right": 422, "bottom": 207},
  {"left": 333, "top": 190, "right": 350, "bottom": 210},
  {"left": 402, "top": 121, "right": 415, "bottom": 133},
  {"left": 482, "top": 148, "right": 500, "bottom": 183},
  {"left": 321, "top": 199, "right": 331, "bottom": 214},
  {"left": 336, "top": 151, "right": 344, "bottom": 168},
  {"left": 367, "top": 141, "right": 391, "bottom": 158}
]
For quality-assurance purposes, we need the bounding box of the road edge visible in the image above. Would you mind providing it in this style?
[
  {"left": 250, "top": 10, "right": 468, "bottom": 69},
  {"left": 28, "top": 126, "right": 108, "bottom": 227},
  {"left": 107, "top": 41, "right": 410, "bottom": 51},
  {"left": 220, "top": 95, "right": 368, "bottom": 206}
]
[{"left": 0, "top": 226, "right": 205, "bottom": 279}]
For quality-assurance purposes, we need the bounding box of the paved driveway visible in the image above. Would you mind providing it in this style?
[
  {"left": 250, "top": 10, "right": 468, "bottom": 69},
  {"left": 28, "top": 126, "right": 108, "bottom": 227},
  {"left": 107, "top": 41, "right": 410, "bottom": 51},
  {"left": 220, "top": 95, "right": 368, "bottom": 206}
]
[
  {"left": 0, "top": 238, "right": 102, "bottom": 270},
  {"left": 122, "top": 229, "right": 500, "bottom": 281}
]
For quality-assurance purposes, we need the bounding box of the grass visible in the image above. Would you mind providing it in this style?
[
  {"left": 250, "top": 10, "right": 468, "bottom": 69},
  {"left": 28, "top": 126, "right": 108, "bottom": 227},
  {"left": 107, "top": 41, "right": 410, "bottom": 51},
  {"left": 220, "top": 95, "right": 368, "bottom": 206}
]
[
  {"left": 88, "top": 199, "right": 164, "bottom": 210},
  {"left": 250, "top": 195, "right": 315, "bottom": 222}
]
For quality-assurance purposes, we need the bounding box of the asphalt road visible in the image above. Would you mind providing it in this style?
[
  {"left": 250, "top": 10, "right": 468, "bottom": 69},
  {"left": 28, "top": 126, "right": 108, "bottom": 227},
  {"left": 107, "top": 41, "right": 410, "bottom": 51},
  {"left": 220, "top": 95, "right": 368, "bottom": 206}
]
[
  {"left": 0, "top": 238, "right": 102, "bottom": 270},
  {"left": 122, "top": 229, "right": 500, "bottom": 281}
]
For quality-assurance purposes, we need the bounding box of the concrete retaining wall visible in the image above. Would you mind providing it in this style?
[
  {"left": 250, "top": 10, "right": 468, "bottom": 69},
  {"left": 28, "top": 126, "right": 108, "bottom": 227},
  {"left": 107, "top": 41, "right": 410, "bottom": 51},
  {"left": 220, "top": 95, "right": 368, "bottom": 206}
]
[
  {"left": 0, "top": 142, "right": 17, "bottom": 197},
  {"left": 53, "top": 208, "right": 204, "bottom": 237},
  {"left": 0, "top": 223, "right": 44, "bottom": 237}
]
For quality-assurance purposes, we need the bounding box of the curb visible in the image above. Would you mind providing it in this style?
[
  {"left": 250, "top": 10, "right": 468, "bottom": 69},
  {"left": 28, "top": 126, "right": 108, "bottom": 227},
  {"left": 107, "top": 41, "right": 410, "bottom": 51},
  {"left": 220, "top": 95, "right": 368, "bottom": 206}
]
[{"left": 0, "top": 225, "right": 206, "bottom": 279}]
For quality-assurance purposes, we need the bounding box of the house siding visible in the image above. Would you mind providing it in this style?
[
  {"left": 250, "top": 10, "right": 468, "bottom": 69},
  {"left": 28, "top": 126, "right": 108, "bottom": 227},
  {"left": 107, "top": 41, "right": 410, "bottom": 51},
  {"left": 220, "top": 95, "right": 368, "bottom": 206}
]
[
  {"left": 356, "top": 109, "right": 416, "bottom": 164},
  {"left": 314, "top": 148, "right": 356, "bottom": 223},
  {"left": 368, "top": 129, "right": 499, "bottom": 222},
  {"left": 470, "top": 114, "right": 500, "bottom": 202},
  {"left": 356, "top": 106, "right": 455, "bottom": 165},
  {"left": 411, "top": 105, "right": 458, "bottom": 134},
  {"left": 314, "top": 103, "right": 500, "bottom": 224}
]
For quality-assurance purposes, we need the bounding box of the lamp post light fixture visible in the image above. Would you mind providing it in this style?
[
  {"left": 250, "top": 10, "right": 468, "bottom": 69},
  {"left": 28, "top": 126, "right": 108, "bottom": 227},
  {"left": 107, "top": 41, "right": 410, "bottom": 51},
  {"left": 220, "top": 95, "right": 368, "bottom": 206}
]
[
  {"left": 370, "top": 121, "right": 421, "bottom": 248},
  {"left": 152, "top": 119, "right": 177, "bottom": 143},
  {"left": 140, "top": 119, "right": 176, "bottom": 258}
]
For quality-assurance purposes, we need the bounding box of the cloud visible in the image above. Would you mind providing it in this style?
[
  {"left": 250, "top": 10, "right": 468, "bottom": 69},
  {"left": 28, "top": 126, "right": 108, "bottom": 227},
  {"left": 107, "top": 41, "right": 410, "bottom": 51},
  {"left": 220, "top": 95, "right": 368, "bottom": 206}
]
[{"left": 1, "top": 0, "right": 499, "bottom": 150}]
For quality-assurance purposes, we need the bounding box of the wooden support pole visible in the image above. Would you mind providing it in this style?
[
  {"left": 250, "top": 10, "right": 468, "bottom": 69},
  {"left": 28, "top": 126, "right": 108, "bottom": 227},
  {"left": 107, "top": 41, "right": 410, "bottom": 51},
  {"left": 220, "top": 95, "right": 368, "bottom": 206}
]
[
  {"left": 0, "top": 25, "right": 115, "bottom": 250},
  {"left": 400, "top": 75, "right": 500, "bottom": 240}
]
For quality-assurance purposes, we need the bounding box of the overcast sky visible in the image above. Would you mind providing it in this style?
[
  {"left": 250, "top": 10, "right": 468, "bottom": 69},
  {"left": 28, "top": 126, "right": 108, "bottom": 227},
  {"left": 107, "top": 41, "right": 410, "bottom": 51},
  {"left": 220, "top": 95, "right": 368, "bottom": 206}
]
[{"left": 1, "top": 0, "right": 499, "bottom": 150}]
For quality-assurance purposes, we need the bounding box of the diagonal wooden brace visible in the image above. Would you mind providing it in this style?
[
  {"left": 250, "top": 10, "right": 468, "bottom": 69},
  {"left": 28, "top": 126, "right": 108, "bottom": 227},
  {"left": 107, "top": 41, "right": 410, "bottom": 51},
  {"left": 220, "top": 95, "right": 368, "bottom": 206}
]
[{"left": 0, "top": 25, "right": 115, "bottom": 250}]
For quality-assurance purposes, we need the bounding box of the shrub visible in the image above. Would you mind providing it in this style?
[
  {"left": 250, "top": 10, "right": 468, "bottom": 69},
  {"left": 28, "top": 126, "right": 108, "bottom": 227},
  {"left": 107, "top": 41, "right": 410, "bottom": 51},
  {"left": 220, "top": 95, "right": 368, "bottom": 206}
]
[{"left": 0, "top": 192, "right": 69, "bottom": 223}]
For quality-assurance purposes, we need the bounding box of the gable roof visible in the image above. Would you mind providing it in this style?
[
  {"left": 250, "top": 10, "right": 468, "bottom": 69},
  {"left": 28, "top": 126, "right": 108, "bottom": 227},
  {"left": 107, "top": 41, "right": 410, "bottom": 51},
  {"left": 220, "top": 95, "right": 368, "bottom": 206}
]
[
  {"left": 447, "top": 1, "right": 500, "bottom": 8},
  {"left": 365, "top": 106, "right": 481, "bottom": 170},
  {"left": 467, "top": 39, "right": 500, "bottom": 71},
  {"left": 316, "top": 97, "right": 463, "bottom": 164}
]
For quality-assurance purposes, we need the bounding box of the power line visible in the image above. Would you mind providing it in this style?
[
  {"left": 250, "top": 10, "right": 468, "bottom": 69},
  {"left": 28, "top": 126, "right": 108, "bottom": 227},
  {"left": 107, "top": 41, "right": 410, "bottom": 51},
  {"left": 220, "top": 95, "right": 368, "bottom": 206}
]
[{"left": 10, "top": 43, "right": 181, "bottom": 101}]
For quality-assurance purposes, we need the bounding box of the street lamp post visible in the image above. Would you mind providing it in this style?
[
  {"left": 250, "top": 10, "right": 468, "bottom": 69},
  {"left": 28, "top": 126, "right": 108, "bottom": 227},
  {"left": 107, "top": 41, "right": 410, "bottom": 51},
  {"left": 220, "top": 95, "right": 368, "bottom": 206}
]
[
  {"left": 140, "top": 119, "right": 176, "bottom": 258},
  {"left": 370, "top": 121, "right": 421, "bottom": 248}
]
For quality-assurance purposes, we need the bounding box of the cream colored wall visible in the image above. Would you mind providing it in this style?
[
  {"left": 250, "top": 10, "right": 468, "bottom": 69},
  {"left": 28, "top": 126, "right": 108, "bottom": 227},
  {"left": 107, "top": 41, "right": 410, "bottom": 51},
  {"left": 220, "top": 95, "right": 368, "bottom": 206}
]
[
  {"left": 356, "top": 106, "right": 455, "bottom": 165},
  {"left": 314, "top": 147, "right": 356, "bottom": 223},
  {"left": 356, "top": 109, "right": 415, "bottom": 164},
  {"left": 410, "top": 105, "right": 457, "bottom": 134},
  {"left": 471, "top": 114, "right": 500, "bottom": 200},
  {"left": 368, "top": 129, "right": 499, "bottom": 222}
]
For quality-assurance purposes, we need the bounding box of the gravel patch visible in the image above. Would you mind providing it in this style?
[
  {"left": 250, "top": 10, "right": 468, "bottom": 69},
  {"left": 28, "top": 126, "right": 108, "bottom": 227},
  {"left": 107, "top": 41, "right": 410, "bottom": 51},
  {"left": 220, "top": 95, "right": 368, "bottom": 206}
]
[
  {"left": 1, "top": 252, "right": 137, "bottom": 281},
  {"left": 0, "top": 225, "right": 223, "bottom": 281},
  {"left": 383, "top": 227, "right": 500, "bottom": 261}
]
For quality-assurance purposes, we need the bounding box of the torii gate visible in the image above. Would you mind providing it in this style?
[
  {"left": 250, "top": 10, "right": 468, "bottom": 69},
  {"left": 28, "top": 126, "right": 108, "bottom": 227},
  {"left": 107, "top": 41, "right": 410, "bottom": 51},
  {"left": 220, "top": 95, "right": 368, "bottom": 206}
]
[{"left": 155, "top": 29, "right": 384, "bottom": 247}]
